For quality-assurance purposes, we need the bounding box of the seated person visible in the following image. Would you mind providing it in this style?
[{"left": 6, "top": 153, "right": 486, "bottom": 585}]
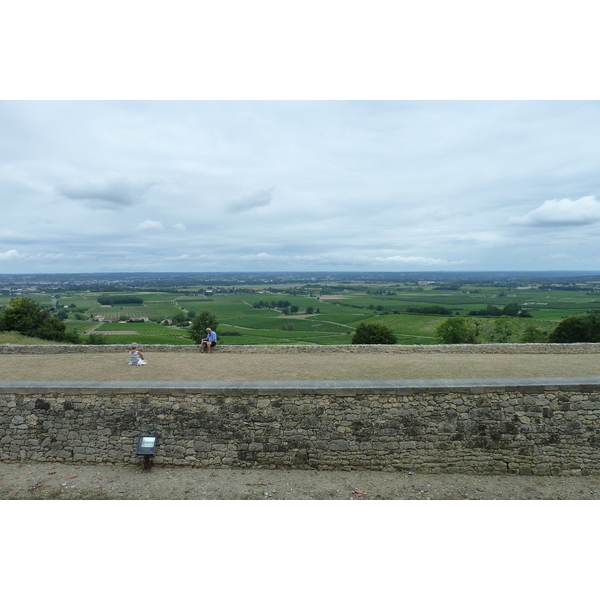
[
  {"left": 201, "top": 328, "right": 217, "bottom": 353},
  {"left": 128, "top": 343, "right": 147, "bottom": 365}
]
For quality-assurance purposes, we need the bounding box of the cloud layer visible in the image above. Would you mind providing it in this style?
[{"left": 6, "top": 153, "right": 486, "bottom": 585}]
[
  {"left": 56, "top": 172, "right": 155, "bottom": 209},
  {"left": 226, "top": 187, "right": 275, "bottom": 213},
  {"left": 2, "top": 101, "right": 600, "bottom": 273},
  {"left": 509, "top": 196, "right": 600, "bottom": 227}
]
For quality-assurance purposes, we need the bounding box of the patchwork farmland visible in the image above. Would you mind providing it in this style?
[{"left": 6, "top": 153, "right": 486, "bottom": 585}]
[{"left": 3, "top": 274, "right": 599, "bottom": 345}]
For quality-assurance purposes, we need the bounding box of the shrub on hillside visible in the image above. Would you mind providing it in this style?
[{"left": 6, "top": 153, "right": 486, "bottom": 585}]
[
  {"left": 189, "top": 311, "right": 219, "bottom": 344},
  {"left": 0, "top": 297, "right": 77, "bottom": 343},
  {"left": 436, "top": 316, "right": 477, "bottom": 344},
  {"left": 351, "top": 322, "right": 398, "bottom": 344},
  {"left": 549, "top": 314, "right": 600, "bottom": 343}
]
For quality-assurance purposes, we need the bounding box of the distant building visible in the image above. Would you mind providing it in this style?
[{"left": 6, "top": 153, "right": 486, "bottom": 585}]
[{"left": 94, "top": 316, "right": 119, "bottom": 322}]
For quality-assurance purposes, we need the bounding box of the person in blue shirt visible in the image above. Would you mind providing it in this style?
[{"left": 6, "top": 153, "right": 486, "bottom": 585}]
[{"left": 201, "top": 328, "right": 217, "bottom": 353}]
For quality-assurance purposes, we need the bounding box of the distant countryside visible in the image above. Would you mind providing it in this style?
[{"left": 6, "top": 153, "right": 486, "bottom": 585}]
[{"left": 2, "top": 271, "right": 600, "bottom": 346}]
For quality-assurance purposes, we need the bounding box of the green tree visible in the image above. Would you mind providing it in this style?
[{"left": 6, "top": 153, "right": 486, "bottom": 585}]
[
  {"left": 489, "top": 316, "right": 516, "bottom": 343},
  {"left": 549, "top": 314, "right": 600, "bottom": 343},
  {"left": 172, "top": 312, "right": 189, "bottom": 325},
  {"left": 520, "top": 323, "right": 548, "bottom": 343},
  {"left": 86, "top": 333, "right": 107, "bottom": 345},
  {"left": 189, "top": 311, "right": 219, "bottom": 344},
  {"left": 62, "top": 328, "right": 82, "bottom": 344},
  {"left": 0, "top": 297, "right": 43, "bottom": 336},
  {"left": 0, "top": 297, "right": 71, "bottom": 342},
  {"left": 501, "top": 302, "right": 520, "bottom": 317},
  {"left": 352, "top": 322, "right": 398, "bottom": 344},
  {"left": 436, "top": 316, "right": 477, "bottom": 344}
]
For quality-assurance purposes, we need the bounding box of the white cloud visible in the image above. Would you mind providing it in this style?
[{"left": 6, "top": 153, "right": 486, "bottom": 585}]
[
  {"left": 173, "top": 223, "right": 186, "bottom": 231},
  {"left": 240, "top": 253, "right": 334, "bottom": 264},
  {"left": 136, "top": 220, "right": 164, "bottom": 232},
  {"left": 165, "top": 254, "right": 191, "bottom": 261},
  {"left": 56, "top": 172, "right": 155, "bottom": 209},
  {"left": 509, "top": 195, "right": 600, "bottom": 227},
  {"left": 237, "top": 252, "right": 465, "bottom": 268},
  {"left": 226, "top": 187, "right": 274, "bottom": 213},
  {"left": 241, "top": 252, "right": 273, "bottom": 261},
  {"left": 453, "top": 232, "right": 503, "bottom": 243},
  {"left": 0, "top": 250, "right": 65, "bottom": 262},
  {"left": 373, "top": 256, "right": 465, "bottom": 266},
  {"left": 0, "top": 249, "right": 24, "bottom": 261}
]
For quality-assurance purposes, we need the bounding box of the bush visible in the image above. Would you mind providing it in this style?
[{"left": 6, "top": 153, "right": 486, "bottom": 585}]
[
  {"left": 549, "top": 314, "right": 600, "bottom": 343},
  {"left": 189, "top": 311, "right": 219, "bottom": 344},
  {"left": 0, "top": 297, "right": 75, "bottom": 342},
  {"left": 520, "top": 323, "right": 548, "bottom": 343},
  {"left": 62, "top": 329, "right": 82, "bottom": 344},
  {"left": 436, "top": 316, "right": 477, "bottom": 344},
  {"left": 351, "top": 322, "right": 398, "bottom": 344},
  {"left": 489, "top": 316, "right": 515, "bottom": 343}
]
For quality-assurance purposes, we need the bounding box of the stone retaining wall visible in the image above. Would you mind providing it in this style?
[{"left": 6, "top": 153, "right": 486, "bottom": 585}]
[
  {"left": 2, "top": 342, "right": 600, "bottom": 354},
  {"left": 2, "top": 378, "right": 600, "bottom": 475}
]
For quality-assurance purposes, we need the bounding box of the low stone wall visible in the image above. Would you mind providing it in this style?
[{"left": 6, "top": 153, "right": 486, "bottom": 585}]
[
  {"left": 2, "top": 378, "right": 600, "bottom": 475},
  {"left": 2, "top": 342, "right": 600, "bottom": 354}
]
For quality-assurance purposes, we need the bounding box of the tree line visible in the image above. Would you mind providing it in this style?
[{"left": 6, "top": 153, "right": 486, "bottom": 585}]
[
  {"left": 96, "top": 294, "right": 144, "bottom": 305},
  {"left": 435, "top": 313, "right": 600, "bottom": 344}
]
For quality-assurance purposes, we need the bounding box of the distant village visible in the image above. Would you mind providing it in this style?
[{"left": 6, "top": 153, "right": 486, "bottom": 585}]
[{"left": 92, "top": 314, "right": 149, "bottom": 324}]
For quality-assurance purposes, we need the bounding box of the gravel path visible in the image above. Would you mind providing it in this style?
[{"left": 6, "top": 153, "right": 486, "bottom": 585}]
[
  {"left": 2, "top": 351, "right": 600, "bottom": 381},
  {"left": 2, "top": 461, "right": 600, "bottom": 500}
]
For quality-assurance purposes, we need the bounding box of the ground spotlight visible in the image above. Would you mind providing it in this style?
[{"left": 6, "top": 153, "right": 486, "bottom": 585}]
[{"left": 136, "top": 435, "right": 158, "bottom": 471}]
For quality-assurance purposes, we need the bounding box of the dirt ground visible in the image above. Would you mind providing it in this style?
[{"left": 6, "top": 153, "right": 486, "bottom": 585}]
[
  {"left": 2, "top": 350, "right": 600, "bottom": 500},
  {"left": 1, "top": 350, "right": 600, "bottom": 381},
  {"left": 2, "top": 461, "right": 600, "bottom": 500}
]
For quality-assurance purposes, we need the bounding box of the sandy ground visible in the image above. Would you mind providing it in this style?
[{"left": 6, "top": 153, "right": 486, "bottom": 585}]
[
  {"left": 2, "top": 461, "right": 600, "bottom": 500},
  {"left": 1, "top": 351, "right": 600, "bottom": 381},
  {"left": 2, "top": 351, "right": 600, "bottom": 500}
]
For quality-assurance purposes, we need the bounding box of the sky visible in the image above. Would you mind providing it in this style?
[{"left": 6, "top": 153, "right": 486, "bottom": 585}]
[
  {"left": 2, "top": 100, "right": 600, "bottom": 274},
  {"left": 1, "top": 3, "right": 599, "bottom": 276}
]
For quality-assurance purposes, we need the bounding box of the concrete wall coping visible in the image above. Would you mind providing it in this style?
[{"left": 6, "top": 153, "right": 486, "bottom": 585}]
[
  {"left": 2, "top": 343, "right": 600, "bottom": 354},
  {"left": 2, "top": 377, "right": 600, "bottom": 395}
]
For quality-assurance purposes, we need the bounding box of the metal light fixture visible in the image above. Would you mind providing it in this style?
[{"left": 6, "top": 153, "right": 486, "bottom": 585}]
[{"left": 136, "top": 435, "right": 158, "bottom": 471}]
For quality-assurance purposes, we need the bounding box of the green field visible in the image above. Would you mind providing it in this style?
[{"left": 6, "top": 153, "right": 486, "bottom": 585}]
[{"left": 3, "top": 279, "right": 600, "bottom": 345}]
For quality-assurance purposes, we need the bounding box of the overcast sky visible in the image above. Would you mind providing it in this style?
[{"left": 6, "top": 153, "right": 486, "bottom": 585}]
[{"left": 2, "top": 100, "right": 600, "bottom": 274}]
